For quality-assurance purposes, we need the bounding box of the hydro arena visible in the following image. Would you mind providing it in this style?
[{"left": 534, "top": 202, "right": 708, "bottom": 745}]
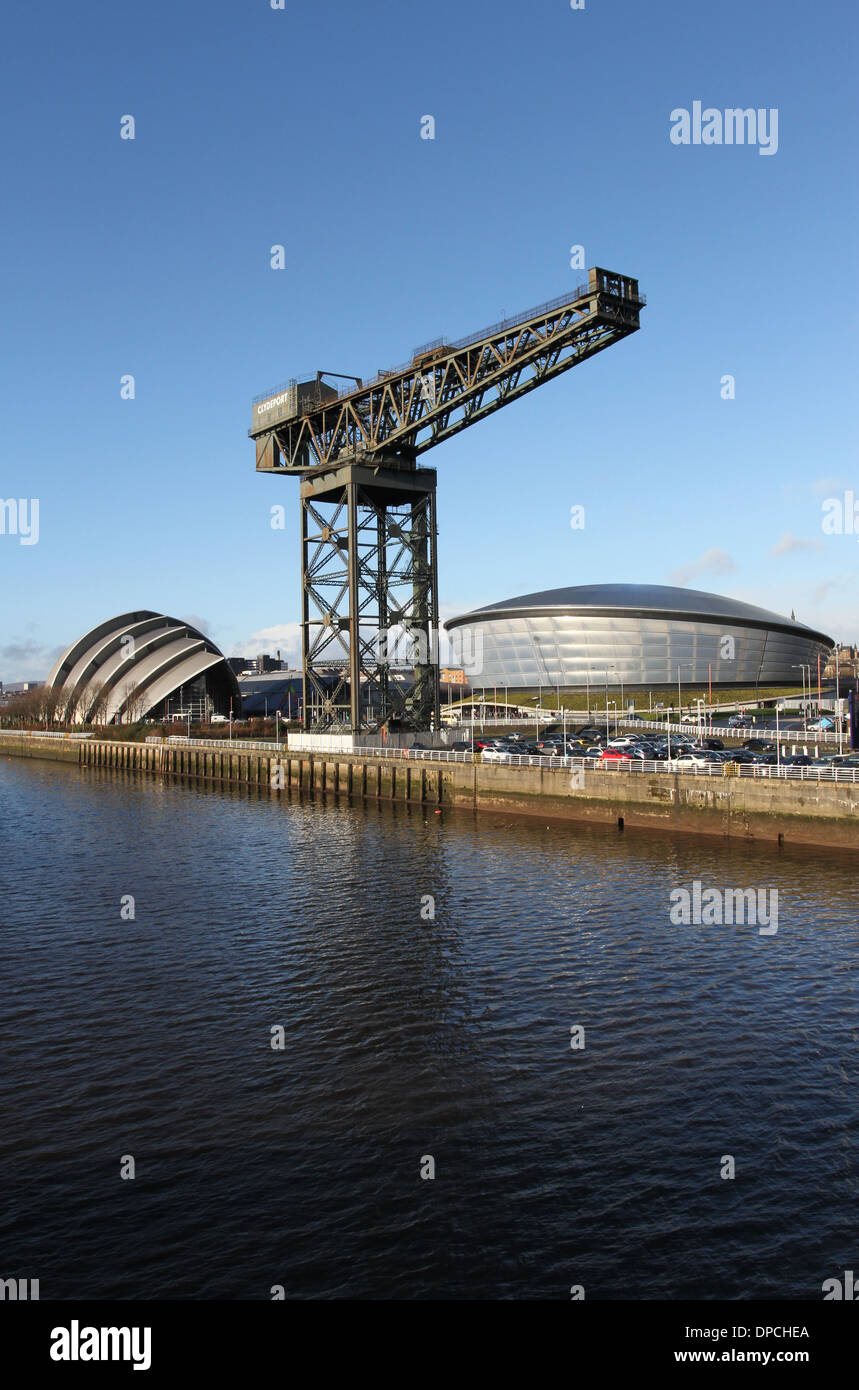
[{"left": 444, "top": 583, "right": 833, "bottom": 692}]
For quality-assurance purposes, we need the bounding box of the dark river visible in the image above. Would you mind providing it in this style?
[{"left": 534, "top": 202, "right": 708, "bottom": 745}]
[{"left": 0, "top": 757, "right": 856, "bottom": 1299}]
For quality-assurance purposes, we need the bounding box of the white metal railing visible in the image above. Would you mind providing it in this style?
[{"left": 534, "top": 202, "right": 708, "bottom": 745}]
[
  {"left": 3, "top": 729, "right": 857, "bottom": 782},
  {"left": 0, "top": 729, "right": 94, "bottom": 740},
  {"left": 611, "top": 718, "right": 841, "bottom": 745}
]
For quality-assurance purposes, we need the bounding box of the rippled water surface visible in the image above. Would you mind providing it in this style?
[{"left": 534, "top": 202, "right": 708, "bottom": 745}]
[{"left": 0, "top": 757, "right": 856, "bottom": 1299}]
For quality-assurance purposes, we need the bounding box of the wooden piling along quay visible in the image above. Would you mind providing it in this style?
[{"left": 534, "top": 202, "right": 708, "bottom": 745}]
[{"left": 2, "top": 734, "right": 858, "bottom": 850}]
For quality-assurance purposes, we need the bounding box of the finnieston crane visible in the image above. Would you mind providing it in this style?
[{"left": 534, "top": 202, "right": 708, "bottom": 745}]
[{"left": 249, "top": 266, "right": 645, "bottom": 733}]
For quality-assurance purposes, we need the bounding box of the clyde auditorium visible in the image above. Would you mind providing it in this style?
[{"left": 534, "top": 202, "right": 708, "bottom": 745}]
[
  {"left": 444, "top": 584, "right": 833, "bottom": 691},
  {"left": 45, "top": 611, "right": 240, "bottom": 724}
]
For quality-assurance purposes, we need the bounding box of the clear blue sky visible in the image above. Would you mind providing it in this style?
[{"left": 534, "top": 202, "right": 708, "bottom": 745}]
[{"left": 1, "top": 0, "right": 856, "bottom": 680}]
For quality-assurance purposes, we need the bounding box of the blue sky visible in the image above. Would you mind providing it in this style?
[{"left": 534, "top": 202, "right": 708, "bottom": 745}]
[{"left": 1, "top": 0, "right": 856, "bottom": 680}]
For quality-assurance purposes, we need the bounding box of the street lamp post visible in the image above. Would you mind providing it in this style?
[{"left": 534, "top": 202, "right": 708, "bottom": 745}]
[
  {"left": 590, "top": 665, "right": 615, "bottom": 741},
  {"left": 836, "top": 647, "right": 843, "bottom": 753},
  {"left": 677, "top": 661, "right": 694, "bottom": 726},
  {"left": 792, "top": 664, "right": 808, "bottom": 734}
]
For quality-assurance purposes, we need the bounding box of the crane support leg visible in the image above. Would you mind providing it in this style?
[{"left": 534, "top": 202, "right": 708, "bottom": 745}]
[{"left": 299, "top": 463, "right": 440, "bottom": 733}]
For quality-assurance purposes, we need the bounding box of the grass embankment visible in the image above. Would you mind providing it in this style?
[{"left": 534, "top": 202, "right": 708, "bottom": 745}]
[{"left": 453, "top": 686, "right": 807, "bottom": 715}]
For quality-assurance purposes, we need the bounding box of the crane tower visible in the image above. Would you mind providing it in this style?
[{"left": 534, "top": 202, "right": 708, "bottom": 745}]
[{"left": 250, "top": 266, "right": 645, "bottom": 733}]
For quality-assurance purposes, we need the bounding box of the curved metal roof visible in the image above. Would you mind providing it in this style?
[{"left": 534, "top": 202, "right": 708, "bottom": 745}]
[
  {"left": 46, "top": 610, "right": 239, "bottom": 723},
  {"left": 446, "top": 584, "right": 833, "bottom": 646}
]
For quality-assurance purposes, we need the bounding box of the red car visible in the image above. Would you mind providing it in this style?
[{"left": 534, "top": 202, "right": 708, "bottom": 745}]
[{"left": 600, "top": 748, "right": 632, "bottom": 764}]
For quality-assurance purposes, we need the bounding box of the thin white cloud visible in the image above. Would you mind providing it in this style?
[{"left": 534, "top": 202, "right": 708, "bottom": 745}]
[
  {"left": 667, "top": 548, "right": 736, "bottom": 587},
  {"left": 770, "top": 531, "right": 823, "bottom": 556},
  {"left": 811, "top": 476, "right": 848, "bottom": 499},
  {"left": 811, "top": 575, "right": 849, "bottom": 604},
  {"left": 181, "top": 612, "right": 213, "bottom": 636},
  {"left": 230, "top": 622, "right": 301, "bottom": 664}
]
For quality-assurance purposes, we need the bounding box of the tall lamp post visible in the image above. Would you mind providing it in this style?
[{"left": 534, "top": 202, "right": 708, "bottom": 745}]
[
  {"left": 677, "top": 661, "right": 694, "bottom": 725},
  {"left": 792, "top": 664, "right": 809, "bottom": 733},
  {"left": 590, "top": 665, "right": 616, "bottom": 741},
  {"left": 835, "top": 647, "right": 843, "bottom": 753}
]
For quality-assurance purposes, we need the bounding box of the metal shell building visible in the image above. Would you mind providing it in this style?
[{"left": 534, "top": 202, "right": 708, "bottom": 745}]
[
  {"left": 45, "top": 611, "right": 241, "bottom": 724},
  {"left": 444, "top": 584, "right": 834, "bottom": 691}
]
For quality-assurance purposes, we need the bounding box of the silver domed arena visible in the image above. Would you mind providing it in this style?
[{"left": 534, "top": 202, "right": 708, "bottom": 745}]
[
  {"left": 444, "top": 584, "right": 833, "bottom": 691},
  {"left": 45, "top": 611, "right": 241, "bottom": 724}
]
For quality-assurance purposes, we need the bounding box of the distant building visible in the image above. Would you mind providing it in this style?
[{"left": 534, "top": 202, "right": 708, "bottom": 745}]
[
  {"left": 440, "top": 668, "right": 467, "bottom": 685},
  {"left": 824, "top": 644, "right": 858, "bottom": 679},
  {"left": 238, "top": 670, "right": 303, "bottom": 717}
]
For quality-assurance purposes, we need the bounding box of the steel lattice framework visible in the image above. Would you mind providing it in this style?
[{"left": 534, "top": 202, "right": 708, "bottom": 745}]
[{"left": 251, "top": 267, "right": 644, "bottom": 732}]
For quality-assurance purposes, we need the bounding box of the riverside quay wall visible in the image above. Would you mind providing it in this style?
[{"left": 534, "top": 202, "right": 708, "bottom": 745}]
[{"left": 2, "top": 734, "right": 858, "bottom": 851}]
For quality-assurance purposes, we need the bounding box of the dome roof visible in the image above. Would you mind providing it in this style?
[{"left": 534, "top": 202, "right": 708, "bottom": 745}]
[{"left": 446, "top": 583, "right": 832, "bottom": 644}]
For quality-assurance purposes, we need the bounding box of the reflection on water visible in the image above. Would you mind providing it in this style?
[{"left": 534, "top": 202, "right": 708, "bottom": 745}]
[{"left": 0, "top": 758, "right": 856, "bottom": 1299}]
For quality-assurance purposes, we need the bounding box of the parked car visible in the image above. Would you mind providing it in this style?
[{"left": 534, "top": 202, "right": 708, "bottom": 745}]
[
  {"left": 669, "top": 751, "right": 721, "bottom": 770},
  {"left": 700, "top": 738, "right": 725, "bottom": 750},
  {"left": 599, "top": 747, "right": 634, "bottom": 763},
  {"left": 536, "top": 736, "right": 564, "bottom": 754},
  {"left": 743, "top": 738, "right": 776, "bottom": 752},
  {"left": 807, "top": 716, "right": 835, "bottom": 731},
  {"left": 727, "top": 715, "right": 750, "bottom": 728}
]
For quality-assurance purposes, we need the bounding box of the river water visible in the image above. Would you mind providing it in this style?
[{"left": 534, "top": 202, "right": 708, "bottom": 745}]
[{"left": 0, "top": 757, "right": 856, "bottom": 1300}]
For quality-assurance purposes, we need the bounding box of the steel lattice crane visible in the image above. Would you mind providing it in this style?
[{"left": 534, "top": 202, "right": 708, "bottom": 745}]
[{"left": 250, "top": 266, "right": 645, "bottom": 733}]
